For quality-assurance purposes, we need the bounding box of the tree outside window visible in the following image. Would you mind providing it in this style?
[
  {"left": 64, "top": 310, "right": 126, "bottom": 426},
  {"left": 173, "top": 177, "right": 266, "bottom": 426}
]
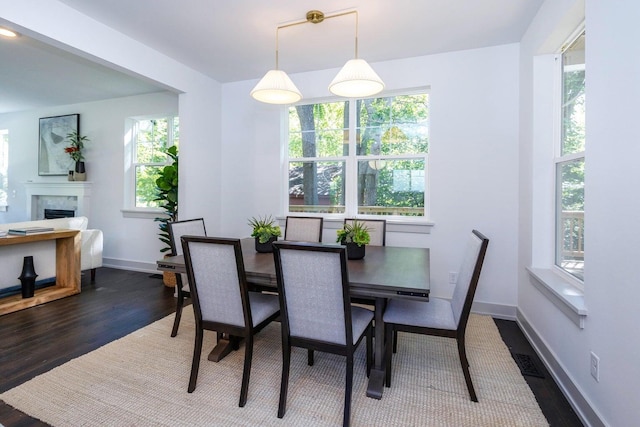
[
  {"left": 287, "top": 93, "right": 429, "bottom": 217},
  {"left": 556, "top": 31, "right": 585, "bottom": 281},
  {"left": 132, "top": 117, "right": 179, "bottom": 208}
]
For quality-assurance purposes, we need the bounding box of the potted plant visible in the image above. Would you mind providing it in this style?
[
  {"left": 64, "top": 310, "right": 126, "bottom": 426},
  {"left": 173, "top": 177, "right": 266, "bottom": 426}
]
[
  {"left": 64, "top": 130, "right": 90, "bottom": 181},
  {"left": 154, "top": 145, "right": 179, "bottom": 286},
  {"left": 336, "top": 220, "right": 370, "bottom": 260},
  {"left": 248, "top": 215, "right": 282, "bottom": 253}
]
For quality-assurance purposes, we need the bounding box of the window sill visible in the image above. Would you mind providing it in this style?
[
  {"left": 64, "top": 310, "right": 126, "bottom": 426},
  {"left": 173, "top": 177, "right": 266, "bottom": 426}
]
[
  {"left": 526, "top": 267, "right": 587, "bottom": 328},
  {"left": 278, "top": 216, "right": 434, "bottom": 234},
  {"left": 121, "top": 208, "right": 165, "bottom": 220}
]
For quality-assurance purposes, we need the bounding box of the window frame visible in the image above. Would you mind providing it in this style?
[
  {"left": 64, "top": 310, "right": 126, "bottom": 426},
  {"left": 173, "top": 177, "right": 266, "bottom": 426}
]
[
  {"left": 283, "top": 89, "right": 430, "bottom": 221},
  {"left": 553, "top": 27, "right": 585, "bottom": 287},
  {"left": 123, "top": 115, "right": 178, "bottom": 217}
]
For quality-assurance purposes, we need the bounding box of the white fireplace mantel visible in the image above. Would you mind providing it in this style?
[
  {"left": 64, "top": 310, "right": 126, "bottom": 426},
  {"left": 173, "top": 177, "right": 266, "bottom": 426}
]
[{"left": 24, "top": 181, "right": 92, "bottom": 220}]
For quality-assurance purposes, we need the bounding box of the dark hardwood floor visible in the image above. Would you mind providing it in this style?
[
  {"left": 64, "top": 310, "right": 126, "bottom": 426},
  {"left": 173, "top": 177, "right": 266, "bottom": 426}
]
[{"left": 0, "top": 267, "right": 582, "bottom": 426}]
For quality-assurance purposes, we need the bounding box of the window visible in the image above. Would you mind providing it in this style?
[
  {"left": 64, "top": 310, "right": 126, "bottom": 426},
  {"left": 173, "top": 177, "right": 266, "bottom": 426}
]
[
  {"left": 125, "top": 116, "right": 179, "bottom": 210},
  {"left": 286, "top": 92, "right": 429, "bottom": 218},
  {"left": 556, "top": 31, "right": 585, "bottom": 281},
  {"left": 0, "top": 129, "right": 7, "bottom": 211}
]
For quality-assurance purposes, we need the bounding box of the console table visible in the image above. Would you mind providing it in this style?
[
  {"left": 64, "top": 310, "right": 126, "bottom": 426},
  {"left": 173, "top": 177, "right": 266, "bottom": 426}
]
[{"left": 0, "top": 230, "right": 81, "bottom": 316}]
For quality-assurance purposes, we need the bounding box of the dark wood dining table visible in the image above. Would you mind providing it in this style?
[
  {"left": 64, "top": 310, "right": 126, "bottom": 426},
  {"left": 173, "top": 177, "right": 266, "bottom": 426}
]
[{"left": 157, "top": 237, "right": 430, "bottom": 399}]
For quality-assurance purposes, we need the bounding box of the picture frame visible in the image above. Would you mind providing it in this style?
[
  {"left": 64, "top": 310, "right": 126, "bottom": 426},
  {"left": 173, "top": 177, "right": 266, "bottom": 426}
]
[{"left": 38, "top": 114, "right": 79, "bottom": 176}]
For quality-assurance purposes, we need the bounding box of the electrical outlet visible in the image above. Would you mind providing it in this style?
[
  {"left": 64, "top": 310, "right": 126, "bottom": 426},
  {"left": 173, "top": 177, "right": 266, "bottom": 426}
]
[
  {"left": 590, "top": 351, "right": 600, "bottom": 382},
  {"left": 449, "top": 271, "right": 458, "bottom": 284}
]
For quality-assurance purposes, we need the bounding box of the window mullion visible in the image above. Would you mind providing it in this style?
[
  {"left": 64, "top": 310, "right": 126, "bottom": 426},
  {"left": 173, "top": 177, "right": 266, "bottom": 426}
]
[{"left": 345, "top": 100, "right": 358, "bottom": 217}]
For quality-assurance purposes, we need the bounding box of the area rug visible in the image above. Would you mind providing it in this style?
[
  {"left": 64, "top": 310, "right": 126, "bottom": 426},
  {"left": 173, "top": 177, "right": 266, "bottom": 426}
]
[{"left": 0, "top": 310, "right": 548, "bottom": 426}]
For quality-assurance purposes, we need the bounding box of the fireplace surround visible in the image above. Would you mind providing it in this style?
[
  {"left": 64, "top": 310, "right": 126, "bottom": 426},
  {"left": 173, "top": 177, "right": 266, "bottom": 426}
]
[{"left": 24, "top": 182, "right": 92, "bottom": 220}]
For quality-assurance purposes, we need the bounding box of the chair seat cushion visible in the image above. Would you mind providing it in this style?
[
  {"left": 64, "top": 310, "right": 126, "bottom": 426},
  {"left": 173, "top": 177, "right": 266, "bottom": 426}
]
[
  {"left": 383, "top": 297, "right": 456, "bottom": 330},
  {"left": 351, "top": 306, "right": 374, "bottom": 344},
  {"left": 248, "top": 292, "right": 280, "bottom": 326}
]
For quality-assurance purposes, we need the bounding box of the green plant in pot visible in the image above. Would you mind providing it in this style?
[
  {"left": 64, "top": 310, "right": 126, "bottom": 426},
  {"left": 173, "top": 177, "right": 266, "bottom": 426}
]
[
  {"left": 64, "top": 130, "right": 90, "bottom": 180},
  {"left": 248, "top": 215, "right": 282, "bottom": 253},
  {"left": 336, "top": 220, "right": 370, "bottom": 260},
  {"left": 154, "top": 145, "right": 179, "bottom": 285}
]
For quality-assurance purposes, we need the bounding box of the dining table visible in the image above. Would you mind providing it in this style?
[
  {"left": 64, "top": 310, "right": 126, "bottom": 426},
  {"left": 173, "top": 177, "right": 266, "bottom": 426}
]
[{"left": 157, "top": 237, "right": 430, "bottom": 399}]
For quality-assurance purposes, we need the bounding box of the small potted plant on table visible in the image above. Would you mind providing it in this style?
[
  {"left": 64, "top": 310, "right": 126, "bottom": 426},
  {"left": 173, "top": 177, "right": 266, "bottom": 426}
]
[
  {"left": 248, "top": 215, "right": 282, "bottom": 253},
  {"left": 336, "top": 220, "right": 370, "bottom": 260}
]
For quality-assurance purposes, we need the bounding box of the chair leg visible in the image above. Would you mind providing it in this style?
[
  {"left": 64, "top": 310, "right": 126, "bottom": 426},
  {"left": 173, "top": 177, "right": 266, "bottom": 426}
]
[
  {"left": 90, "top": 268, "right": 96, "bottom": 283},
  {"left": 343, "top": 354, "right": 354, "bottom": 427},
  {"left": 385, "top": 323, "right": 393, "bottom": 388},
  {"left": 393, "top": 330, "right": 398, "bottom": 353},
  {"left": 278, "top": 344, "right": 291, "bottom": 418},
  {"left": 457, "top": 337, "right": 478, "bottom": 402},
  {"left": 239, "top": 335, "right": 253, "bottom": 407},
  {"left": 170, "top": 293, "right": 184, "bottom": 337},
  {"left": 307, "top": 349, "right": 314, "bottom": 366},
  {"left": 188, "top": 326, "right": 203, "bottom": 393},
  {"left": 366, "top": 324, "right": 372, "bottom": 377}
]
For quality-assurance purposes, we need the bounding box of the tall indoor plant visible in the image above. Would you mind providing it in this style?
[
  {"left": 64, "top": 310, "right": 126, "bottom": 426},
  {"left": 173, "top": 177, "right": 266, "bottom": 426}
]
[{"left": 154, "top": 145, "right": 179, "bottom": 285}]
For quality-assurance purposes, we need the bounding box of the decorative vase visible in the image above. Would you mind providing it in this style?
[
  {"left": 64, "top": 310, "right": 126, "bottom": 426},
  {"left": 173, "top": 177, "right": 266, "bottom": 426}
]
[
  {"left": 19, "top": 256, "right": 38, "bottom": 298},
  {"left": 343, "top": 241, "right": 366, "bottom": 260},
  {"left": 74, "top": 161, "right": 86, "bottom": 181},
  {"left": 255, "top": 236, "right": 277, "bottom": 253}
]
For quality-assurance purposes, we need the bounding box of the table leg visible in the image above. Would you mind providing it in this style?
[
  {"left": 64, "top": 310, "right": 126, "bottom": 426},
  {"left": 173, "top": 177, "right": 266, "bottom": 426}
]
[
  {"left": 207, "top": 333, "right": 236, "bottom": 362},
  {"left": 366, "top": 297, "right": 386, "bottom": 399}
]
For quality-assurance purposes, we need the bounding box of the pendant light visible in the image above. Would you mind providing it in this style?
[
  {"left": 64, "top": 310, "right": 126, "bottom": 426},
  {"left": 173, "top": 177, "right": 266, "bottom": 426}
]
[{"left": 251, "top": 9, "right": 384, "bottom": 104}]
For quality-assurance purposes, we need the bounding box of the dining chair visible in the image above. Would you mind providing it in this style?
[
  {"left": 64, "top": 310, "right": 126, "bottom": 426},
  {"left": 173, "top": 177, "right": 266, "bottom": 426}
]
[
  {"left": 383, "top": 230, "right": 489, "bottom": 402},
  {"left": 181, "top": 236, "right": 280, "bottom": 407},
  {"left": 167, "top": 218, "right": 206, "bottom": 337},
  {"left": 272, "top": 241, "right": 373, "bottom": 427},
  {"left": 284, "top": 216, "right": 323, "bottom": 242},
  {"left": 344, "top": 218, "right": 386, "bottom": 247}
]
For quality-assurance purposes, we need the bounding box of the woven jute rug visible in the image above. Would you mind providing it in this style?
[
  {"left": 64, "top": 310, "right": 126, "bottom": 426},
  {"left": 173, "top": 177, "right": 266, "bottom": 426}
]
[{"left": 0, "top": 310, "right": 548, "bottom": 426}]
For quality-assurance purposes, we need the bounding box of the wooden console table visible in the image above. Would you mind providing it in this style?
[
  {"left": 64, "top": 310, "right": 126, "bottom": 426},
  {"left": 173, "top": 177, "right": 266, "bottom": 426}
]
[{"left": 0, "top": 230, "right": 81, "bottom": 316}]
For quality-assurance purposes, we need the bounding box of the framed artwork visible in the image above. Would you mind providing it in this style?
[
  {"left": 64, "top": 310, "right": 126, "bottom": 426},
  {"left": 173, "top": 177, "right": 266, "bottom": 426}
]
[{"left": 38, "top": 114, "right": 79, "bottom": 176}]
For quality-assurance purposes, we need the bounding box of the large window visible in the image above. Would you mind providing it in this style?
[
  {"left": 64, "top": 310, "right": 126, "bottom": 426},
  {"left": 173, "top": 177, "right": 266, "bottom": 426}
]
[
  {"left": 556, "top": 31, "right": 585, "bottom": 281},
  {"left": 125, "top": 116, "right": 179, "bottom": 210},
  {"left": 286, "top": 92, "right": 429, "bottom": 218}
]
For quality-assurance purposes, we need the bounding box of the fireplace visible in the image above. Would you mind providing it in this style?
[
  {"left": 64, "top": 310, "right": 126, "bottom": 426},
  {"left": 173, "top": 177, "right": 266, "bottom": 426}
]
[
  {"left": 24, "top": 182, "right": 92, "bottom": 220},
  {"left": 44, "top": 208, "right": 75, "bottom": 219}
]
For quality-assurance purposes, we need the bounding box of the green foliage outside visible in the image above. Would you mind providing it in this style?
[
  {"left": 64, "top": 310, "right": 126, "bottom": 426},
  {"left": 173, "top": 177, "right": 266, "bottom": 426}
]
[
  {"left": 561, "top": 69, "right": 585, "bottom": 212},
  {"left": 136, "top": 117, "right": 179, "bottom": 208},
  {"left": 288, "top": 94, "right": 429, "bottom": 215}
]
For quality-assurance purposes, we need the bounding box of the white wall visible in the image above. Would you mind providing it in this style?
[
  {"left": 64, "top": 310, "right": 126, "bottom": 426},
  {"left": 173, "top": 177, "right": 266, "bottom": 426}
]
[
  {"left": 519, "top": 1, "right": 640, "bottom": 425},
  {"left": 221, "top": 44, "right": 521, "bottom": 313}
]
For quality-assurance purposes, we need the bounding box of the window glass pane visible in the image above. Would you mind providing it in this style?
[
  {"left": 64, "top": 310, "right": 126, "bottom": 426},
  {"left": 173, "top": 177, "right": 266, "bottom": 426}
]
[
  {"left": 288, "top": 161, "right": 345, "bottom": 214},
  {"left": 288, "top": 102, "right": 348, "bottom": 158},
  {"left": 357, "top": 159, "right": 425, "bottom": 216},
  {"left": 556, "top": 158, "right": 584, "bottom": 280},
  {"left": 357, "top": 95, "right": 429, "bottom": 156},
  {"left": 561, "top": 33, "right": 585, "bottom": 156},
  {"left": 135, "top": 165, "right": 162, "bottom": 208},
  {"left": 131, "top": 116, "right": 178, "bottom": 209},
  {"left": 136, "top": 119, "right": 170, "bottom": 163}
]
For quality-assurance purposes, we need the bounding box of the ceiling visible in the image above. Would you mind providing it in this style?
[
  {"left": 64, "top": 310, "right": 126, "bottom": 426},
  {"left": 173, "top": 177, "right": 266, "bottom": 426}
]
[{"left": 0, "top": 0, "right": 543, "bottom": 114}]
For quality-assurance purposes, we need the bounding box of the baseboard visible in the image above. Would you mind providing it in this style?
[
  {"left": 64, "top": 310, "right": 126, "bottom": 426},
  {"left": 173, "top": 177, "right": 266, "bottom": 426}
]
[
  {"left": 471, "top": 300, "right": 517, "bottom": 320},
  {"left": 516, "top": 309, "right": 606, "bottom": 427},
  {"left": 102, "top": 258, "right": 158, "bottom": 274}
]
